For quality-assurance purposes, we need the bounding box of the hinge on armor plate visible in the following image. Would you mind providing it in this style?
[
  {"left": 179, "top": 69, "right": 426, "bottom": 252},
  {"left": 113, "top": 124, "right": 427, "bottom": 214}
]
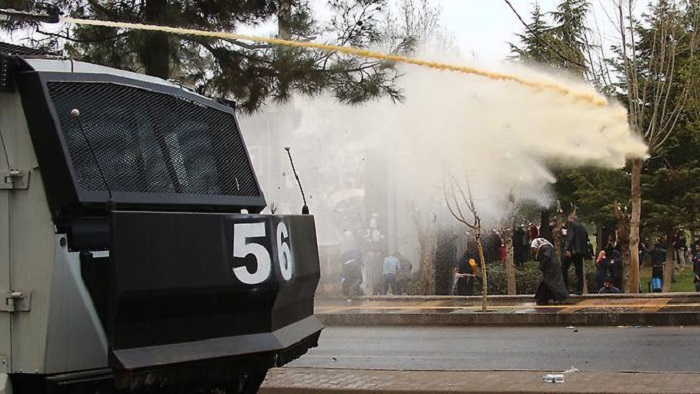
[
  {"left": 0, "top": 291, "right": 31, "bottom": 313},
  {"left": 0, "top": 169, "right": 29, "bottom": 190}
]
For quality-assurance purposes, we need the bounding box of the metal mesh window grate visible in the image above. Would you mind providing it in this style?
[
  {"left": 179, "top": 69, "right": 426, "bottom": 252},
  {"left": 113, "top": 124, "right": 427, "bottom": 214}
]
[{"left": 47, "top": 82, "right": 260, "bottom": 198}]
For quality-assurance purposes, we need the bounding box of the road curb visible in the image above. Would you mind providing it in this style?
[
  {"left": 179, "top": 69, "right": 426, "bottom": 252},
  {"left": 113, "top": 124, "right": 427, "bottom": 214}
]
[
  {"left": 316, "top": 293, "right": 700, "bottom": 326},
  {"left": 317, "top": 311, "right": 700, "bottom": 326}
]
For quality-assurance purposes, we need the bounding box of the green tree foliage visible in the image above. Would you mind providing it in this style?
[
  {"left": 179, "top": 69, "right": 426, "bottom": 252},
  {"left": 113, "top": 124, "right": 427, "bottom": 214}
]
[
  {"left": 548, "top": 0, "right": 589, "bottom": 76},
  {"left": 509, "top": 0, "right": 599, "bottom": 227},
  {"left": 508, "top": 0, "right": 589, "bottom": 77},
  {"left": 611, "top": 1, "right": 700, "bottom": 240},
  {"left": 508, "top": 4, "right": 559, "bottom": 65},
  {"left": 553, "top": 166, "right": 629, "bottom": 226},
  {"left": 1, "top": 0, "right": 418, "bottom": 112}
]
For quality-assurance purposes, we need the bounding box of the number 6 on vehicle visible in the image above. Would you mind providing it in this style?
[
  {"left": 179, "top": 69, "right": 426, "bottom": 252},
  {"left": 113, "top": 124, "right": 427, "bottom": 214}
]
[{"left": 232, "top": 221, "right": 294, "bottom": 284}]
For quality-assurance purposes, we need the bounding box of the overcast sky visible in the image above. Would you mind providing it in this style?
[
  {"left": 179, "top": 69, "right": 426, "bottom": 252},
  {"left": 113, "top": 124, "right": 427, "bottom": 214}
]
[
  {"left": 6, "top": 0, "right": 640, "bottom": 65},
  {"left": 435, "top": 0, "right": 628, "bottom": 63}
]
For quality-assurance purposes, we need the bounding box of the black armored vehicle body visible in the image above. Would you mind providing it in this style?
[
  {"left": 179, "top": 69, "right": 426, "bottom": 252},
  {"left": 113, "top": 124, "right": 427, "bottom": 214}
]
[{"left": 0, "top": 45, "right": 322, "bottom": 393}]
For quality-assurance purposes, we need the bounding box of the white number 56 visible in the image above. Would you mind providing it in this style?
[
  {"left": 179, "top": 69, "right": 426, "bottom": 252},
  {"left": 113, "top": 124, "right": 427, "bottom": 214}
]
[{"left": 232, "top": 222, "right": 293, "bottom": 284}]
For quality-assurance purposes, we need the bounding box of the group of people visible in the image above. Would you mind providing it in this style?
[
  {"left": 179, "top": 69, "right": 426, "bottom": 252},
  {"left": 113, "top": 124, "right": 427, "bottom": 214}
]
[
  {"left": 532, "top": 214, "right": 626, "bottom": 305},
  {"left": 593, "top": 238, "right": 624, "bottom": 292},
  {"left": 379, "top": 252, "right": 413, "bottom": 295},
  {"left": 343, "top": 216, "right": 700, "bottom": 304},
  {"left": 513, "top": 223, "right": 540, "bottom": 266},
  {"left": 339, "top": 249, "right": 413, "bottom": 302}
]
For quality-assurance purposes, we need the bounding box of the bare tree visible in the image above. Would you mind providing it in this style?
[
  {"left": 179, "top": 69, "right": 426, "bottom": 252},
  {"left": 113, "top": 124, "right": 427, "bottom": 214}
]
[
  {"left": 444, "top": 174, "right": 489, "bottom": 311},
  {"left": 614, "top": 0, "right": 700, "bottom": 292},
  {"left": 408, "top": 201, "right": 437, "bottom": 295}
]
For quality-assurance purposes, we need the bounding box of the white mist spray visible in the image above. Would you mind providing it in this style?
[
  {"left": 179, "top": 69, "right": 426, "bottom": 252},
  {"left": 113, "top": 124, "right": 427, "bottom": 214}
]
[{"left": 239, "top": 55, "right": 647, "bottom": 284}]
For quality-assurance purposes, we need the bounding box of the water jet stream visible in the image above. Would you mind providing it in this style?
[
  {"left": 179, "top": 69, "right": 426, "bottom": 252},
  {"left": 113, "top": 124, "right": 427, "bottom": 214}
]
[{"left": 63, "top": 17, "right": 611, "bottom": 108}]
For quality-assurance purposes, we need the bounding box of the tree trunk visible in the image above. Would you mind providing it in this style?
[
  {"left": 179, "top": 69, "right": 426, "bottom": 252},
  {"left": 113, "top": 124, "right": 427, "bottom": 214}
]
[
  {"left": 503, "top": 227, "right": 516, "bottom": 295},
  {"left": 140, "top": 0, "right": 170, "bottom": 79},
  {"left": 615, "top": 204, "right": 632, "bottom": 293},
  {"left": 418, "top": 232, "right": 436, "bottom": 295},
  {"left": 553, "top": 219, "right": 563, "bottom": 259},
  {"left": 628, "top": 158, "right": 643, "bottom": 293},
  {"left": 411, "top": 207, "right": 436, "bottom": 295},
  {"left": 475, "top": 234, "right": 488, "bottom": 311},
  {"left": 539, "top": 210, "right": 552, "bottom": 243}
]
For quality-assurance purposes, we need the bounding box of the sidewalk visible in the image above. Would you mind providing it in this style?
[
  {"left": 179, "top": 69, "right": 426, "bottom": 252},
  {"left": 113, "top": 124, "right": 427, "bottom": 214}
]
[
  {"left": 260, "top": 367, "right": 700, "bottom": 393},
  {"left": 315, "top": 293, "right": 700, "bottom": 326}
]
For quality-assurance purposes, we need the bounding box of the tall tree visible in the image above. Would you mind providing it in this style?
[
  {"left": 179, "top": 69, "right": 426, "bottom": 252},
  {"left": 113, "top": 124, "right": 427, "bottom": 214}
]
[
  {"left": 509, "top": 0, "right": 591, "bottom": 78},
  {"left": 1, "top": 0, "right": 418, "bottom": 112},
  {"left": 613, "top": 0, "right": 700, "bottom": 292},
  {"left": 549, "top": 0, "right": 590, "bottom": 76},
  {"left": 508, "top": 4, "right": 558, "bottom": 65}
]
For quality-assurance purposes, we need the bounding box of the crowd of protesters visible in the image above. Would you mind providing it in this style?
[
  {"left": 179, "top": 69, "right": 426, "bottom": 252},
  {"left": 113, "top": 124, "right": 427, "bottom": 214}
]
[
  {"left": 451, "top": 213, "right": 700, "bottom": 301},
  {"left": 340, "top": 213, "right": 700, "bottom": 301}
]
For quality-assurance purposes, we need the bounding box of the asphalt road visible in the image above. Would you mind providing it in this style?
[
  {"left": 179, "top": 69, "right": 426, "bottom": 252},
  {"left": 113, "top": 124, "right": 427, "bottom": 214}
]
[{"left": 287, "top": 326, "right": 700, "bottom": 373}]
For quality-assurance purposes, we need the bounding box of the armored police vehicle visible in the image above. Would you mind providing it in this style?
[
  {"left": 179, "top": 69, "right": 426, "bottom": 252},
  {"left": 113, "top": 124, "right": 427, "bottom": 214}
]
[{"left": 0, "top": 43, "right": 322, "bottom": 393}]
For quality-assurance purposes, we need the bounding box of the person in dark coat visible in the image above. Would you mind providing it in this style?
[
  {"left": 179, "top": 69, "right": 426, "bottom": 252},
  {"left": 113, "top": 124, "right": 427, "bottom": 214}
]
[
  {"left": 513, "top": 226, "right": 526, "bottom": 266},
  {"left": 565, "top": 215, "right": 589, "bottom": 295},
  {"left": 531, "top": 238, "right": 569, "bottom": 305},
  {"left": 691, "top": 244, "right": 700, "bottom": 292},
  {"left": 608, "top": 249, "right": 623, "bottom": 290},
  {"left": 650, "top": 241, "right": 666, "bottom": 282},
  {"left": 339, "top": 250, "right": 364, "bottom": 302},
  {"left": 454, "top": 248, "right": 478, "bottom": 295}
]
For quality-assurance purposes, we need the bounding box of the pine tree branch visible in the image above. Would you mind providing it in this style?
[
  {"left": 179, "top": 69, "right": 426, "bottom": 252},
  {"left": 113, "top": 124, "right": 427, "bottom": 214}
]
[
  {"left": 228, "top": 39, "right": 272, "bottom": 50},
  {"left": 85, "top": 0, "right": 121, "bottom": 19},
  {"left": 36, "top": 28, "right": 130, "bottom": 44},
  {"left": 503, "top": 0, "right": 587, "bottom": 69}
]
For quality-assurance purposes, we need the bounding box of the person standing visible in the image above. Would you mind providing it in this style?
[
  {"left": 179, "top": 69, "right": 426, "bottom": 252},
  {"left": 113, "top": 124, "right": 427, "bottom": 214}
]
[
  {"left": 675, "top": 229, "right": 687, "bottom": 267},
  {"left": 395, "top": 252, "right": 413, "bottom": 295},
  {"left": 531, "top": 238, "right": 569, "bottom": 305},
  {"left": 565, "top": 214, "right": 589, "bottom": 295},
  {"left": 528, "top": 223, "right": 539, "bottom": 243},
  {"left": 608, "top": 248, "right": 623, "bottom": 290},
  {"left": 560, "top": 225, "right": 572, "bottom": 293},
  {"left": 381, "top": 253, "right": 400, "bottom": 295},
  {"left": 513, "top": 225, "right": 526, "bottom": 266},
  {"left": 692, "top": 244, "right": 700, "bottom": 292},
  {"left": 594, "top": 250, "right": 609, "bottom": 290},
  {"left": 650, "top": 241, "right": 666, "bottom": 292}
]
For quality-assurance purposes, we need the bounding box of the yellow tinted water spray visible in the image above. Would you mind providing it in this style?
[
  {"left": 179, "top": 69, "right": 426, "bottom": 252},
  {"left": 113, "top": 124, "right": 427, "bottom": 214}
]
[{"left": 63, "top": 17, "right": 612, "bottom": 109}]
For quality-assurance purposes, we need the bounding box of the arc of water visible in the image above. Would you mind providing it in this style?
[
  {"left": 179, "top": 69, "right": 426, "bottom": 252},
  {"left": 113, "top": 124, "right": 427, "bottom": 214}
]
[{"left": 62, "top": 17, "right": 611, "bottom": 109}]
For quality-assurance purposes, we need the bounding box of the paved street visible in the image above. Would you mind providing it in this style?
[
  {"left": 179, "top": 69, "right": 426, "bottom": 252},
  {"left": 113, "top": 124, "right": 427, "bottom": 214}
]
[
  {"left": 287, "top": 326, "right": 700, "bottom": 372},
  {"left": 262, "top": 296, "right": 700, "bottom": 393}
]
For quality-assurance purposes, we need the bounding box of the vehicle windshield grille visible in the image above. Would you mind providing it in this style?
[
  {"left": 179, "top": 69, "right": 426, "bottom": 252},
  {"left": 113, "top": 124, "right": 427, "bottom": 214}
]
[{"left": 47, "top": 81, "right": 260, "bottom": 198}]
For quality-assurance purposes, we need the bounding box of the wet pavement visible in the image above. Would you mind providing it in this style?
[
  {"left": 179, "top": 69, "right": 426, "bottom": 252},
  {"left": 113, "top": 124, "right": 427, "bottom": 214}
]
[{"left": 259, "top": 293, "right": 700, "bottom": 393}]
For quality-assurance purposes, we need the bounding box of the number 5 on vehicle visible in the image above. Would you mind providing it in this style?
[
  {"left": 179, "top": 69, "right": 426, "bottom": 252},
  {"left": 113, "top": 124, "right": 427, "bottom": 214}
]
[{"left": 233, "top": 220, "right": 294, "bottom": 285}]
